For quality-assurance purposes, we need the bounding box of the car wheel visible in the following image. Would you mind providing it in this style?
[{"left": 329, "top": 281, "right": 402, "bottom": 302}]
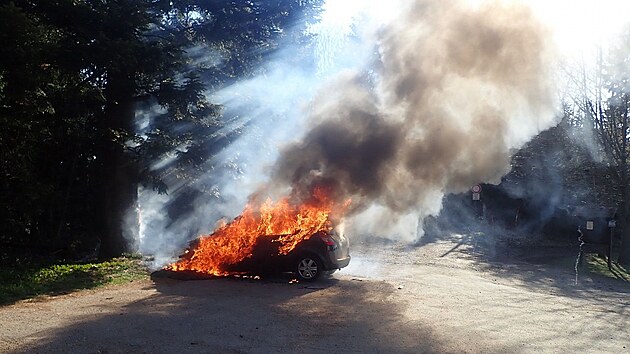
[{"left": 295, "top": 255, "right": 323, "bottom": 282}]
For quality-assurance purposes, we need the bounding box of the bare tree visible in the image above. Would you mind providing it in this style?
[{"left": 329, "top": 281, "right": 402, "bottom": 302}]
[{"left": 566, "top": 30, "right": 630, "bottom": 266}]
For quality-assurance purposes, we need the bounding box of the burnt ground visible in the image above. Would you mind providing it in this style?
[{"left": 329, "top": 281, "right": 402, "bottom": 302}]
[{"left": 1, "top": 233, "right": 629, "bottom": 354}]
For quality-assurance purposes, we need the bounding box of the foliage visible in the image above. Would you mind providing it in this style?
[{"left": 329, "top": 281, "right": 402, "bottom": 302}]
[
  {"left": 585, "top": 254, "right": 630, "bottom": 282},
  {"left": 563, "top": 26, "right": 630, "bottom": 265},
  {"left": 0, "top": 256, "right": 148, "bottom": 306},
  {"left": 0, "top": 1, "right": 98, "bottom": 249},
  {"left": 0, "top": 0, "right": 323, "bottom": 260}
]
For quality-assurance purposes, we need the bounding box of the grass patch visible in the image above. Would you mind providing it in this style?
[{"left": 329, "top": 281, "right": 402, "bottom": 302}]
[
  {"left": 585, "top": 254, "right": 630, "bottom": 282},
  {"left": 0, "top": 256, "right": 149, "bottom": 306}
]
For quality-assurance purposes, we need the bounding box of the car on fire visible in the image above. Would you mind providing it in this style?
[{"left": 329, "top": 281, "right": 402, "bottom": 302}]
[{"left": 227, "top": 230, "right": 351, "bottom": 282}]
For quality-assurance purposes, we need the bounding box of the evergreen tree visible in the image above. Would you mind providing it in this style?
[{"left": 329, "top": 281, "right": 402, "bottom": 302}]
[{"left": 0, "top": 0, "right": 323, "bottom": 261}]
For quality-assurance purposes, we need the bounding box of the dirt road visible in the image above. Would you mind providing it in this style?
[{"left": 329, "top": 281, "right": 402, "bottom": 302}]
[{"left": 1, "top": 235, "right": 629, "bottom": 353}]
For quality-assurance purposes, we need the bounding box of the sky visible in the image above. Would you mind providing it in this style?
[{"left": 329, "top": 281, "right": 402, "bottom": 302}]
[{"left": 321, "top": 0, "right": 630, "bottom": 58}]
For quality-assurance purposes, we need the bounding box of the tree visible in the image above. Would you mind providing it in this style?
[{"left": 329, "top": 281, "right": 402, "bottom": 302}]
[
  {"left": 0, "top": 2, "right": 101, "bottom": 259},
  {"left": 567, "top": 28, "right": 630, "bottom": 265},
  {"left": 0, "top": 0, "right": 323, "bottom": 261}
]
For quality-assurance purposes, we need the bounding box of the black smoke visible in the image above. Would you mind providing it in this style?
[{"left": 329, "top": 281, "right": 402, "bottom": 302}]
[{"left": 269, "top": 0, "right": 558, "bottom": 240}]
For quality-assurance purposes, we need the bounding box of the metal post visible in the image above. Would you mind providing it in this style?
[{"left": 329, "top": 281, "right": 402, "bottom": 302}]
[
  {"left": 608, "top": 219, "right": 616, "bottom": 271},
  {"left": 609, "top": 226, "right": 613, "bottom": 271}
]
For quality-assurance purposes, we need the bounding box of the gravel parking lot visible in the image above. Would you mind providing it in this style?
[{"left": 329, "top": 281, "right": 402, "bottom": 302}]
[{"left": 1, "top": 235, "right": 629, "bottom": 353}]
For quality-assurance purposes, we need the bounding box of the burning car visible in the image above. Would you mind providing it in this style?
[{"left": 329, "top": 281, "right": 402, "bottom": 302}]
[
  {"left": 180, "top": 230, "right": 350, "bottom": 281},
  {"left": 165, "top": 192, "right": 352, "bottom": 282},
  {"left": 170, "top": 230, "right": 350, "bottom": 282}
]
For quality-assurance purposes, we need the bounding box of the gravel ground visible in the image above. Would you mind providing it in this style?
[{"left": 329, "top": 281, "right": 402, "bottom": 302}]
[{"left": 1, "top": 234, "right": 629, "bottom": 353}]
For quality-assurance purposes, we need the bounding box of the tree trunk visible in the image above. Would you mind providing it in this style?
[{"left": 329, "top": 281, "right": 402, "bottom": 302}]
[
  {"left": 96, "top": 74, "right": 138, "bottom": 259},
  {"left": 619, "top": 226, "right": 630, "bottom": 266}
]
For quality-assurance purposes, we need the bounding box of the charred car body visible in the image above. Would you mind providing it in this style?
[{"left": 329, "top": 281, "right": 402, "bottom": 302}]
[
  {"left": 227, "top": 230, "right": 351, "bottom": 281},
  {"left": 174, "top": 229, "right": 352, "bottom": 282}
]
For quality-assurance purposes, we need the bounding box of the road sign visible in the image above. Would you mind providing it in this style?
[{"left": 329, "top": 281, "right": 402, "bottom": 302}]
[{"left": 471, "top": 185, "right": 482, "bottom": 193}]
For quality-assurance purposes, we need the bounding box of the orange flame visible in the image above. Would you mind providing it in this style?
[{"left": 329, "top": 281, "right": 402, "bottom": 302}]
[{"left": 166, "top": 186, "right": 348, "bottom": 276}]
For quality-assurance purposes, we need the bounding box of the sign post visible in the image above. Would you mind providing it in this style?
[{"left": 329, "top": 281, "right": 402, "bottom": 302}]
[
  {"left": 471, "top": 185, "right": 483, "bottom": 219},
  {"left": 471, "top": 185, "right": 481, "bottom": 201}
]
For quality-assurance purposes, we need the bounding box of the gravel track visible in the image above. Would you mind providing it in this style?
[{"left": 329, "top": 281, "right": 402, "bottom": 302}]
[{"left": 1, "top": 235, "right": 628, "bottom": 353}]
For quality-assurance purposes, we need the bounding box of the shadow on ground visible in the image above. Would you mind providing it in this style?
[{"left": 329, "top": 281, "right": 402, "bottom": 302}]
[
  {"left": 12, "top": 276, "right": 461, "bottom": 353},
  {"left": 422, "top": 228, "right": 630, "bottom": 299}
]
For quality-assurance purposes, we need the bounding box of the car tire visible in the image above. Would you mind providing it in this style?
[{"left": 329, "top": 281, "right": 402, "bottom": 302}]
[{"left": 295, "top": 254, "right": 323, "bottom": 282}]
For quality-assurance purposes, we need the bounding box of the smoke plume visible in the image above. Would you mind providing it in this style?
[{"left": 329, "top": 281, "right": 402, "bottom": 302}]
[
  {"left": 268, "top": 0, "right": 558, "bottom": 239},
  {"left": 137, "top": 0, "right": 564, "bottom": 264}
]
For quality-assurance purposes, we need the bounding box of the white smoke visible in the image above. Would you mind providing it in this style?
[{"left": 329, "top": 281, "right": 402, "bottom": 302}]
[
  {"left": 135, "top": 0, "right": 630, "bottom": 264},
  {"left": 270, "top": 0, "right": 559, "bottom": 241}
]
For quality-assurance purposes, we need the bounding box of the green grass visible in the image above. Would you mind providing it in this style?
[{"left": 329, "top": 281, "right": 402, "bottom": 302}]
[
  {"left": 585, "top": 254, "right": 630, "bottom": 282},
  {"left": 0, "top": 255, "right": 149, "bottom": 306}
]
